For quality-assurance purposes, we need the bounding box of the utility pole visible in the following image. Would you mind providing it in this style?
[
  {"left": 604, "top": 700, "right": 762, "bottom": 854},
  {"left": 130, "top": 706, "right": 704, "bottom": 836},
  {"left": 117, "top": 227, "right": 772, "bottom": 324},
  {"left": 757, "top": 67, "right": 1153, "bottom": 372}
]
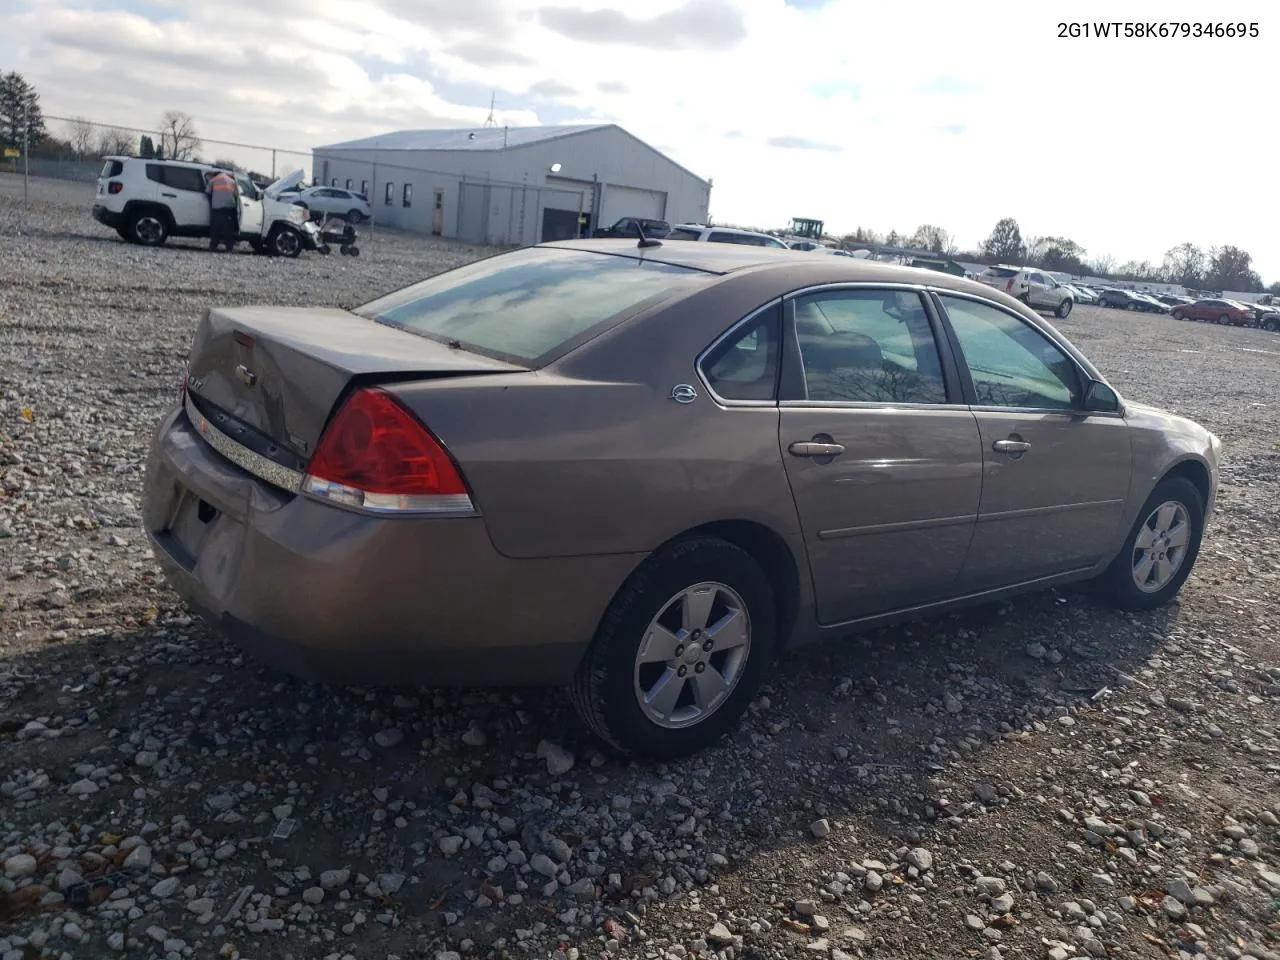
[{"left": 22, "top": 102, "right": 30, "bottom": 205}]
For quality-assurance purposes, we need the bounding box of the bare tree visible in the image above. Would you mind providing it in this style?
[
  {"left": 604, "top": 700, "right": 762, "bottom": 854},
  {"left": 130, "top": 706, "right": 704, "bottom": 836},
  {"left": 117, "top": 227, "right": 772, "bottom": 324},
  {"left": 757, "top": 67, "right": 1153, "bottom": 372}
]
[
  {"left": 158, "top": 110, "right": 201, "bottom": 161},
  {"left": 95, "top": 127, "right": 137, "bottom": 157},
  {"left": 67, "top": 116, "right": 95, "bottom": 157},
  {"left": 211, "top": 156, "right": 240, "bottom": 171}
]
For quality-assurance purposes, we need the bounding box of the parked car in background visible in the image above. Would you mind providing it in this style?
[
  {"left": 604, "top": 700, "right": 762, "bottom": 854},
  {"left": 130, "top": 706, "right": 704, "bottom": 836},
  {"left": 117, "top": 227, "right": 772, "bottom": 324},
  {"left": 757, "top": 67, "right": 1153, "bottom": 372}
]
[
  {"left": 143, "top": 239, "right": 1220, "bottom": 758},
  {"left": 666, "top": 224, "right": 790, "bottom": 248},
  {"left": 1170, "top": 299, "right": 1257, "bottom": 325},
  {"left": 594, "top": 217, "right": 671, "bottom": 239},
  {"left": 1064, "top": 284, "right": 1098, "bottom": 305},
  {"left": 1098, "top": 289, "right": 1150, "bottom": 311},
  {"left": 975, "top": 264, "right": 1022, "bottom": 290},
  {"left": 281, "top": 185, "right": 373, "bottom": 223},
  {"left": 1000, "top": 269, "right": 1075, "bottom": 318},
  {"left": 1155, "top": 294, "right": 1193, "bottom": 306},
  {"left": 1132, "top": 293, "right": 1171, "bottom": 314}
]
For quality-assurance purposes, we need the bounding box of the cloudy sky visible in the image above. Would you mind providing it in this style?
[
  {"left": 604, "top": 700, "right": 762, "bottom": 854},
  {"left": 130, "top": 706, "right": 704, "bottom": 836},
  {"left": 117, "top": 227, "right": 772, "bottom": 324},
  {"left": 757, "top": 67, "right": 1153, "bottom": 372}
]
[{"left": 3, "top": 0, "right": 1278, "bottom": 279}]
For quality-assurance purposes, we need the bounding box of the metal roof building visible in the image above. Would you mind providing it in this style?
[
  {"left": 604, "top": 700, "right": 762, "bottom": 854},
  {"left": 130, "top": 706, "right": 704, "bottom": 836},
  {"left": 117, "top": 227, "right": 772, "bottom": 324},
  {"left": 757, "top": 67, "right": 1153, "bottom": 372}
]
[{"left": 312, "top": 123, "right": 711, "bottom": 246}]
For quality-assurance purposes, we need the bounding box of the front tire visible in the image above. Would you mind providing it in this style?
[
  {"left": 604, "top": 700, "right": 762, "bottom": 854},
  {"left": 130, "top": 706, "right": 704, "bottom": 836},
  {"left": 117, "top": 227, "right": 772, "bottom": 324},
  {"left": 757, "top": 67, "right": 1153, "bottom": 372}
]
[
  {"left": 1171, "top": 309, "right": 1184, "bottom": 320},
  {"left": 1098, "top": 476, "right": 1205, "bottom": 612},
  {"left": 1056, "top": 299, "right": 1073, "bottom": 319},
  {"left": 269, "top": 226, "right": 302, "bottom": 258},
  {"left": 569, "top": 537, "right": 776, "bottom": 760},
  {"left": 347, "top": 210, "right": 364, "bottom": 223}
]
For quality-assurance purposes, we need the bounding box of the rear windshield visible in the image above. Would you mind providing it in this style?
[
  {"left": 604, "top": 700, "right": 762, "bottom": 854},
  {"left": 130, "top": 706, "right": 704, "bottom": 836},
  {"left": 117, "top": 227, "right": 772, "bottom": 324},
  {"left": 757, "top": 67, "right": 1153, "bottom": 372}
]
[
  {"left": 355, "top": 247, "right": 712, "bottom": 364},
  {"left": 666, "top": 228, "right": 702, "bottom": 240},
  {"left": 100, "top": 159, "right": 123, "bottom": 179},
  {"left": 986, "top": 267, "right": 1019, "bottom": 277}
]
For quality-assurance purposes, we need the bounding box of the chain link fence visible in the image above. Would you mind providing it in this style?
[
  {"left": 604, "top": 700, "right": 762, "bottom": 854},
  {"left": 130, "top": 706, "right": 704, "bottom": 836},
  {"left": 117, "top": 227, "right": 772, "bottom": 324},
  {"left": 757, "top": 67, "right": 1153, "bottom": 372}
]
[{"left": 3, "top": 115, "right": 314, "bottom": 187}]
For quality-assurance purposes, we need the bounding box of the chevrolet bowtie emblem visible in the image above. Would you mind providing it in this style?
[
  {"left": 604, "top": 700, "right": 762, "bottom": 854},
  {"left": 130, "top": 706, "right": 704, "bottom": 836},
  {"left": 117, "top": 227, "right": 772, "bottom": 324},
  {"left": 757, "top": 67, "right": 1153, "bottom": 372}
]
[{"left": 234, "top": 364, "right": 258, "bottom": 387}]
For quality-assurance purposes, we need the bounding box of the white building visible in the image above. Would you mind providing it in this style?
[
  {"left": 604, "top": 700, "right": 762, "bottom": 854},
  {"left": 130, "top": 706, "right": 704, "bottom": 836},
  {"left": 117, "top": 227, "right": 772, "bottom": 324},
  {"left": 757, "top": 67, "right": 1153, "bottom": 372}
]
[{"left": 312, "top": 124, "right": 711, "bottom": 246}]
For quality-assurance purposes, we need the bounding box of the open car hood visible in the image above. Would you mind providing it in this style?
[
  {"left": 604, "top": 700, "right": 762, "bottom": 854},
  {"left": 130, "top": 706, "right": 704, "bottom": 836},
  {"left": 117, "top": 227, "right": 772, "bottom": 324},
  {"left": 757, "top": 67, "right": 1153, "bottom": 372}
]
[{"left": 264, "top": 168, "right": 305, "bottom": 199}]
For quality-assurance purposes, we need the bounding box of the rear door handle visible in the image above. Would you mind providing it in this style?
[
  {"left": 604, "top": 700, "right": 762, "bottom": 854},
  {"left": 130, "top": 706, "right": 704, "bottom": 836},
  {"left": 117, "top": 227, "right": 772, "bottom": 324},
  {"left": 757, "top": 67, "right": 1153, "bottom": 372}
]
[
  {"left": 161, "top": 192, "right": 177, "bottom": 198},
  {"left": 992, "top": 439, "right": 1031, "bottom": 454},
  {"left": 789, "top": 441, "right": 846, "bottom": 457}
]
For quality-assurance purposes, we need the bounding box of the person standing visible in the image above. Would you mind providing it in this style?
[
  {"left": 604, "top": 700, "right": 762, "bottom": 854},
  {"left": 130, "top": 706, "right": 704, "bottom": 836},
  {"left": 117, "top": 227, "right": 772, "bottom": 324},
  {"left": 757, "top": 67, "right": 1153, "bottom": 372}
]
[{"left": 206, "top": 169, "right": 239, "bottom": 252}]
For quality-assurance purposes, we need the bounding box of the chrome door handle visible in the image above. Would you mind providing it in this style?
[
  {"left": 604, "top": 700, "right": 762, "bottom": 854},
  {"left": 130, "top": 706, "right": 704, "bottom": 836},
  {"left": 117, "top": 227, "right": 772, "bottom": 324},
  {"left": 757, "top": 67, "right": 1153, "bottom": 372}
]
[
  {"left": 789, "top": 441, "right": 846, "bottom": 457},
  {"left": 992, "top": 439, "right": 1031, "bottom": 454},
  {"left": 161, "top": 192, "right": 177, "bottom": 197}
]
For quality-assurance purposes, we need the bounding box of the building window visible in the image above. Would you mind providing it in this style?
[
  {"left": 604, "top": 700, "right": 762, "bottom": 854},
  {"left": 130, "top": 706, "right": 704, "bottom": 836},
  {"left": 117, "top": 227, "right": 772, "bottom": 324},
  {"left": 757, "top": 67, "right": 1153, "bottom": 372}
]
[
  {"left": 385, "top": 182, "right": 394, "bottom": 205},
  {"left": 403, "top": 183, "right": 413, "bottom": 208},
  {"left": 360, "top": 180, "right": 369, "bottom": 199},
  {"left": 345, "top": 178, "right": 352, "bottom": 190},
  {"left": 330, "top": 177, "right": 338, "bottom": 187}
]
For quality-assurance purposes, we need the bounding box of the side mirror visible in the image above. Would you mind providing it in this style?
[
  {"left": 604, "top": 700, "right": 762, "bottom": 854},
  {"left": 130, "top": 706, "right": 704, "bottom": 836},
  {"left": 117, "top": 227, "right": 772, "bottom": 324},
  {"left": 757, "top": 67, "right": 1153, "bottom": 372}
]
[{"left": 1083, "top": 380, "right": 1121, "bottom": 414}]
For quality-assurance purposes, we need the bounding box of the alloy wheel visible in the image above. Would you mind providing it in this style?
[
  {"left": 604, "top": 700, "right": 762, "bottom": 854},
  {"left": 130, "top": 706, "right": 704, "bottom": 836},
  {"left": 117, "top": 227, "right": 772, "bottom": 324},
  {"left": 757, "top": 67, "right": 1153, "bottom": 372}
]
[
  {"left": 1132, "top": 501, "right": 1191, "bottom": 593},
  {"left": 135, "top": 216, "right": 164, "bottom": 244},
  {"left": 632, "top": 581, "right": 751, "bottom": 729}
]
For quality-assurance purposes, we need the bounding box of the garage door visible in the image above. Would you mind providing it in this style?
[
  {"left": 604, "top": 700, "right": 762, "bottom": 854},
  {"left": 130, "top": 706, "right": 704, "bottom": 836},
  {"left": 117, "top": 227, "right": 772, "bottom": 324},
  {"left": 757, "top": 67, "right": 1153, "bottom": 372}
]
[{"left": 598, "top": 184, "right": 666, "bottom": 227}]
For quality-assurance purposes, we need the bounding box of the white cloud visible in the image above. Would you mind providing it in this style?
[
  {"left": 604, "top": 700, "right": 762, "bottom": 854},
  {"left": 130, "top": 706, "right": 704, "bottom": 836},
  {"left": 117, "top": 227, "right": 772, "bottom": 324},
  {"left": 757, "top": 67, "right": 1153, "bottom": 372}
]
[{"left": 3, "top": 0, "right": 1277, "bottom": 278}]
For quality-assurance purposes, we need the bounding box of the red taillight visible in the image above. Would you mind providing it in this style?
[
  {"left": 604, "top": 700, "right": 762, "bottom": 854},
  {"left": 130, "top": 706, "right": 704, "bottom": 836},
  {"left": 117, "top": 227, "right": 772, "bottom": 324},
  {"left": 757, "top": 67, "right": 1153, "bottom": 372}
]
[
  {"left": 1005, "top": 278, "right": 1013, "bottom": 292},
  {"left": 107, "top": 181, "right": 123, "bottom": 194},
  {"left": 302, "top": 387, "right": 473, "bottom": 514}
]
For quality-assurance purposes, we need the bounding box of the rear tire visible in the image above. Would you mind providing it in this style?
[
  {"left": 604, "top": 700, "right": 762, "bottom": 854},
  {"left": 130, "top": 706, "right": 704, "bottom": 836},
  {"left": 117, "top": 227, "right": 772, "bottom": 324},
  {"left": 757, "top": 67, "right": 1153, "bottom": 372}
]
[
  {"left": 1171, "top": 309, "right": 1184, "bottom": 320},
  {"left": 1263, "top": 318, "right": 1280, "bottom": 332},
  {"left": 1098, "top": 476, "right": 1205, "bottom": 612},
  {"left": 569, "top": 537, "right": 776, "bottom": 760},
  {"left": 347, "top": 210, "right": 364, "bottom": 223},
  {"left": 1219, "top": 313, "right": 1231, "bottom": 325},
  {"left": 128, "top": 210, "right": 169, "bottom": 246}
]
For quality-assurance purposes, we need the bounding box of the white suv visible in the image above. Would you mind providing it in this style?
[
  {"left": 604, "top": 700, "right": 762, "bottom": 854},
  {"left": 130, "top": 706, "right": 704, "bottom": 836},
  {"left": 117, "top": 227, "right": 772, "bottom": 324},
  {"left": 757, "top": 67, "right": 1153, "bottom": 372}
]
[
  {"left": 977, "top": 265, "right": 1074, "bottom": 318},
  {"left": 92, "top": 157, "right": 321, "bottom": 257},
  {"left": 665, "top": 224, "right": 790, "bottom": 248}
]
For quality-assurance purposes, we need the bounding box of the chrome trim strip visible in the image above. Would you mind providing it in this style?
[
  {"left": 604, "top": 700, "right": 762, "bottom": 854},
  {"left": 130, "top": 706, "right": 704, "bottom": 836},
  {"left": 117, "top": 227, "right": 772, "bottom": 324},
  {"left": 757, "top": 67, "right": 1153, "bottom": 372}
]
[
  {"left": 818, "top": 513, "right": 976, "bottom": 540},
  {"left": 977, "top": 498, "right": 1126, "bottom": 523},
  {"left": 184, "top": 392, "right": 304, "bottom": 493}
]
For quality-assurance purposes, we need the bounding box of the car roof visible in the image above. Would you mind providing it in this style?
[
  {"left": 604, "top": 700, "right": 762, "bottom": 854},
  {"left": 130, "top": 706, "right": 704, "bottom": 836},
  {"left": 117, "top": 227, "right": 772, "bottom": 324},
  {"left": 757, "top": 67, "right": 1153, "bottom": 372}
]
[{"left": 540, "top": 239, "right": 1025, "bottom": 298}]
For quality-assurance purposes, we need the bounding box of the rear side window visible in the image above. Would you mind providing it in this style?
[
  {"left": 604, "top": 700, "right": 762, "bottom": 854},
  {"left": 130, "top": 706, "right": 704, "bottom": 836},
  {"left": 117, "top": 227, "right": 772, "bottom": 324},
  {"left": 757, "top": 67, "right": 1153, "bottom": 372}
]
[
  {"left": 701, "top": 303, "right": 782, "bottom": 401},
  {"left": 793, "top": 291, "right": 948, "bottom": 404},
  {"left": 100, "top": 160, "right": 123, "bottom": 179},
  {"left": 356, "top": 247, "right": 712, "bottom": 364},
  {"left": 145, "top": 164, "right": 206, "bottom": 192}
]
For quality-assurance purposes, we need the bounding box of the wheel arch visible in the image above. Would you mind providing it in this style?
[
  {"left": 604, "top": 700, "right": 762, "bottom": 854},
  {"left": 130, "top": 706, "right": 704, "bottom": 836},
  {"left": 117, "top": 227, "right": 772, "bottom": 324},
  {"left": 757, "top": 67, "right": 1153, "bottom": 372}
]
[
  {"left": 1160, "top": 456, "right": 1213, "bottom": 513},
  {"left": 656, "top": 518, "right": 803, "bottom": 655},
  {"left": 122, "top": 200, "right": 174, "bottom": 227}
]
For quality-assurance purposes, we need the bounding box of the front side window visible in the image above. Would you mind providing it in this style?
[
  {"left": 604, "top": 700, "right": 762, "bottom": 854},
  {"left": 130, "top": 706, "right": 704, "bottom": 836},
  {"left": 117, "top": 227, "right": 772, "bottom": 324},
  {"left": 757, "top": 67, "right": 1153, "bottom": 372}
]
[
  {"left": 700, "top": 303, "right": 781, "bottom": 401},
  {"left": 938, "top": 295, "right": 1081, "bottom": 410},
  {"left": 356, "top": 247, "right": 713, "bottom": 364},
  {"left": 792, "top": 290, "right": 948, "bottom": 404}
]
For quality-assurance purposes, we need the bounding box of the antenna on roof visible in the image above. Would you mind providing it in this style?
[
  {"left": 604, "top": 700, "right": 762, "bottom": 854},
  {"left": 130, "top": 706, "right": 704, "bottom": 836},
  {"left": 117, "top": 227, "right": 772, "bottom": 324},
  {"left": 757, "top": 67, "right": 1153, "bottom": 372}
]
[{"left": 483, "top": 91, "right": 497, "bottom": 128}]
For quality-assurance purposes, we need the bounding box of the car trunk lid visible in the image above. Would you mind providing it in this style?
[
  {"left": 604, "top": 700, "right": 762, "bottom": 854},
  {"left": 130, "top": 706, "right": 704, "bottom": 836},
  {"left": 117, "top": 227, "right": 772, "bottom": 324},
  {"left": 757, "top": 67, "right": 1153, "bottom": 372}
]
[{"left": 184, "top": 306, "right": 525, "bottom": 459}]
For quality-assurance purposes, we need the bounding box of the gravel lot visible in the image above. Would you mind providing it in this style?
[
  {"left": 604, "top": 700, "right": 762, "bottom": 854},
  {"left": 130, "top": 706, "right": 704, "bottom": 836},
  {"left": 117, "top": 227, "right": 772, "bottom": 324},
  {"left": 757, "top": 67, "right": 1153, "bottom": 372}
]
[{"left": 1, "top": 174, "right": 1278, "bottom": 960}]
